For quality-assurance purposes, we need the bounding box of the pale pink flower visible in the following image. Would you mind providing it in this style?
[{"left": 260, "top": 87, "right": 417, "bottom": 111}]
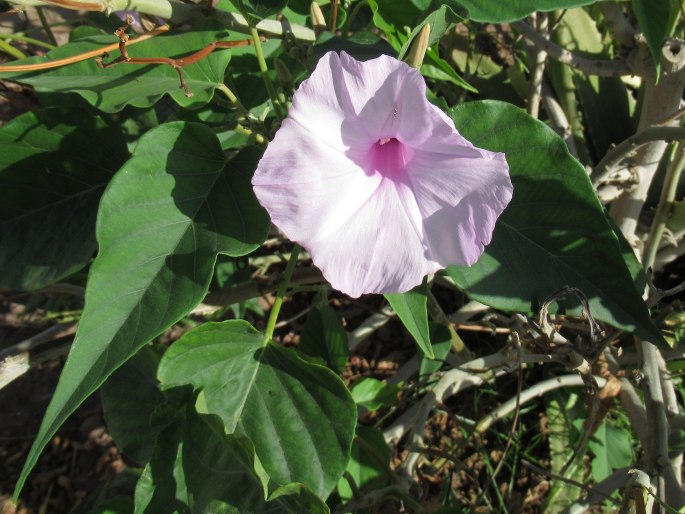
[{"left": 252, "top": 52, "right": 513, "bottom": 298}]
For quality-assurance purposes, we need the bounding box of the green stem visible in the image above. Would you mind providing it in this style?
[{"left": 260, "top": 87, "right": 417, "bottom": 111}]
[
  {"left": 246, "top": 22, "right": 286, "bottom": 120},
  {"left": 3, "top": 34, "right": 56, "bottom": 49},
  {"left": 264, "top": 244, "right": 301, "bottom": 341},
  {"left": 35, "top": 6, "right": 58, "bottom": 47},
  {"left": 340, "top": 0, "right": 366, "bottom": 37},
  {"left": 233, "top": 123, "right": 265, "bottom": 144},
  {"left": 0, "top": 38, "right": 26, "bottom": 60},
  {"left": 643, "top": 141, "right": 685, "bottom": 270},
  {"left": 216, "top": 83, "right": 249, "bottom": 116}
]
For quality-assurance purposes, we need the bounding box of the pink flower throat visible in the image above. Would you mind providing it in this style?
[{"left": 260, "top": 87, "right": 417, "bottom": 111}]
[{"left": 368, "top": 137, "right": 412, "bottom": 180}]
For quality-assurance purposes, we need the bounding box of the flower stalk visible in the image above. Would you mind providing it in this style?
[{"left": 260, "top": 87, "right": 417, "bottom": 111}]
[
  {"left": 264, "top": 244, "right": 302, "bottom": 342},
  {"left": 245, "top": 19, "right": 287, "bottom": 120}
]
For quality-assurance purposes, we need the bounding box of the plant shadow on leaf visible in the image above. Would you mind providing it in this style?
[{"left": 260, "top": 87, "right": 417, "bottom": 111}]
[
  {"left": 446, "top": 101, "right": 661, "bottom": 344},
  {"left": 0, "top": 108, "right": 128, "bottom": 291},
  {"left": 13, "top": 121, "right": 269, "bottom": 500}
]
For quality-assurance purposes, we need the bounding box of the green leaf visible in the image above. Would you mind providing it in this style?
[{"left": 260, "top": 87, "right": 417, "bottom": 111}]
[
  {"left": 421, "top": 47, "right": 477, "bottom": 93},
  {"left": 235, "top": 0, "right": 288, "bottom": 20},
  {"left": 446, "top": 101, "right": 661, "bottom": 343},
  {"left": 418, "top": 323, "right": 452, "bottom": 379},
  {"left": 266, "top": 483, "right": 330, "bottom": 513},
  {"left": 134, "top": 400, "right": 190, "bottom": 514},
  {"left": 299, "top": 304, "right": 349, "bottom": 374},
  {"left": 365, "top": 0, "right": 408, "bottom": 51},
  {"left": 0, "top": 109, "right": 128, "bottom": 290},
  {"left": 398, "top": 2, "right": 466, "bottom": 61},
  {"left": 0, "top": 19, "right": 237, "bottom": 113},
  {"left": 157, "top": 320, "right": 356, "bottom": 498},
  {"left": 101, "top": 346, "right": 165, "bottom": 465},
  {"left": 135, "top": 402, "right": 268, "bottom": 514},
  {"left": 588, "top": 423, "right": 634, "bottom": 482},
  {"left": 386, "top": 281, "right": 433, "bottom": 358},
  {"left": 632, "top": 0, "right": 672, "bottom": 71},
  {"left": 312, "top": 32, "right": 395, "bottom": 63},
  {"left": 560, "top": 8, "right": 634, "bottom": 160},
  {"left": 183, "top": 411, "right": 267, "bottom": 513},
  {"left": 350, "top": 377, "right": 400, "bottom": 411},
  {"left": 15, "top": 123, "right": 269, "bottom": 499},
  {"left": 545, "top": 392, "right": 584, "bottom": 512},
  {"left": 454, "top": 0, "right": 597, "bottom": 22},
  {"left": 337, "top": 426, "right": 391, "bottom": 501}
]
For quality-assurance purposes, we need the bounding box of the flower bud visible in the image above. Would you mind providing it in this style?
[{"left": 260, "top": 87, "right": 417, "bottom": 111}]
[
  {"left": 406, "top": 23, "right": 431, "bottom": 70},
  {"left": 310, "top": 2, "right": 326, "bottom": 37}
]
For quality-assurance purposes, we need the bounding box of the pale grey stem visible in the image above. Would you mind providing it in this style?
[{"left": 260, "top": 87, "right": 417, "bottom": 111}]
[
  {"left": 656, "top": 352, "right": 683, "bottom": 489},
  {"left": 512, "top": 20, "right": 633, "bottom": 77},
  {"left": 592, "top": 126, "right": 685, "bottom": 187},
  {"left": 347, "top": 304, "right": 394, "bottom": 351},
  {"left": 639, "top": 340, "right": 685, "bottom": 509},
  {"left": 603, "top": 349, "right": 650, "bottom": 448},
  {"left": 603, "top": 346, "right": 649, "bottom": 448},
  {"left": 541, "top": 83, "right": 578, "bottom": 158},
  {"left": 619, "top": 377, "right": 649, "bottom": 447},
  {"left": 0, "top": 343, "right": 72, "bottom": 390},
  {"left": 654, "top": 239, "right": 685, "bottom": 270},
  {"left": 640, "top": 341, "right": 667, "bottom": 470},
  {"left": 474, "top": 374, "right": 607, "bottom": 435},
  {"left": 386, "top": 350, "right": 555, "bottom": 450},
  {"left": 596, "top": 1, "right": 636, "bottom": 48},
  {"left": 563, "top": 467, "right": 632, "bottom": 514},
  {"left": 527, "top": 13, "right": 548, "bottom": 119},
  {"left": 0, "top": 323, "right": 75, "bottom": 361},
  {"left": 609, "top": 39, "right": 685, "bottom": 245}
]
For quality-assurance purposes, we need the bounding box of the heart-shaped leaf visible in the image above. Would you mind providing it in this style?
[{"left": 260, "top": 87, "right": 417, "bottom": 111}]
[
  {"left": 0, "top": 109, "right": 127, "bottom": 290},
  {"left": 158, "top": 320, "right": 356, "bottom": 498},
  {"left": 454, "top": 0, "right": 596, "bottom": 22},
  {"left": 0, "top": 19, "right": 238, "bottom": 112},
  {"left": 447, "top": 101, "right": 660, "bottom": 343},
  {"left": 299, "top": 304, "right": 349, "bottom": 374},
  {"left": 15, "top": 122, "right": 269, "bottom": 498},
  {"left": 101, "top": 346, "right": 165, "bottom": 465}
]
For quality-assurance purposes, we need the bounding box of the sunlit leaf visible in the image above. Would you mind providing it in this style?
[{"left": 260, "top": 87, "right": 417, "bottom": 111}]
[
  {"left": 158, "top": 320, "right": 356, "bottom": 497},
  {"left": 386, "top": 280, "right": 433, "bottom": 358},
  {"left": 15, "top": 122, "right": 269, "bottom": 498},
  {"left": 0, "top": 19, "right": 238, "bottom": 112}
]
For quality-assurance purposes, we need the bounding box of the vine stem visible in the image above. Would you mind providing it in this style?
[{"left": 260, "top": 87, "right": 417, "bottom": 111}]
[
  {"left": 0, "top": 38, "right": 25, "bottom": 60},
  {"left": 35, "top": 6, "right": 58, "bottom": 47},
  {"left": 245, "top": 20, "right": 286, "bottom": 120},
  {"left": 263, "top": 244, "right": 301, "bottom": 342},
  {"left": 643, "top": 142, "right": 685, "bottom": 270}
]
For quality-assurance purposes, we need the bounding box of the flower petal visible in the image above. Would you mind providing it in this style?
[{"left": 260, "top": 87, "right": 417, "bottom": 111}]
[
  {"left": 308, "top": 179, "right": 441, "bottom": 298},
  {"left": 252, "top": 119, "right": 381, "bottom": 247},
  {"left": 407, "top": 146, "right": 512, "bottom": 266},
  {"left": 288, "top": 52, "right": 369, "bottom": 151}
]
